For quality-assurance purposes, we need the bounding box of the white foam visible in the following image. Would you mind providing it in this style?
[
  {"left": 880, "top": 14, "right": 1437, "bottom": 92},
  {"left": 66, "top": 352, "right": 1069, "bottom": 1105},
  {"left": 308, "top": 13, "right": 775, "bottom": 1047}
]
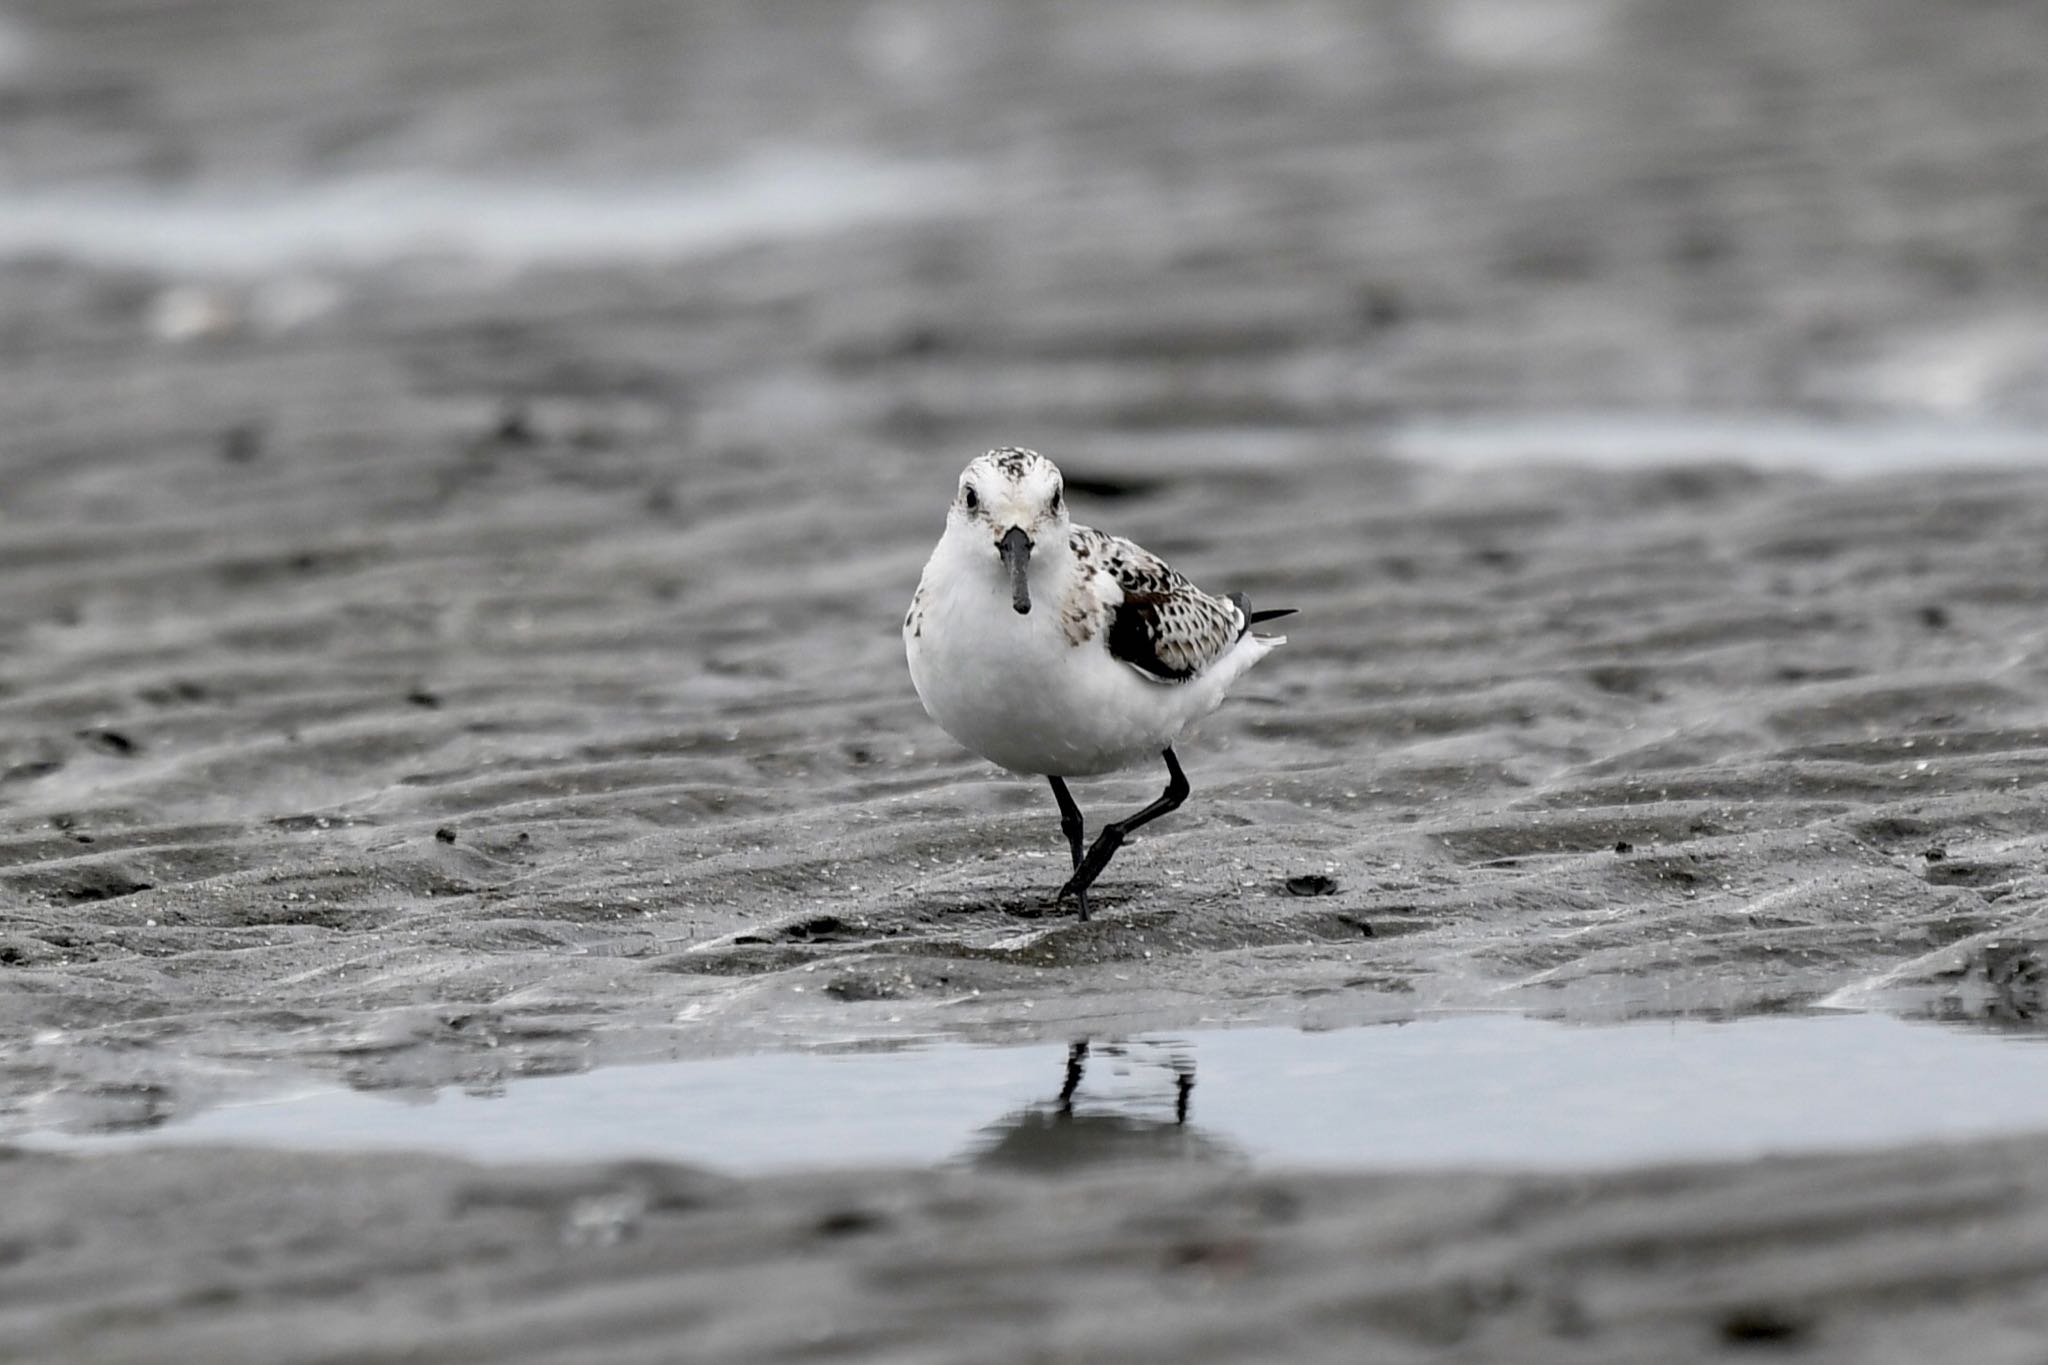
[{"left": 0, "top": 155, "right": 973, "bottom": 273}]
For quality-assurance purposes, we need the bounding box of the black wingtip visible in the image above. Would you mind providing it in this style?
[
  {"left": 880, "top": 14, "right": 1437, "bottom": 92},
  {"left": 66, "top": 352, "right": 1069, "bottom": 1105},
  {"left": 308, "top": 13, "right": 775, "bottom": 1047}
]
[{"left": 1229, "top": 593, "right": 1297, "bottom": 639}]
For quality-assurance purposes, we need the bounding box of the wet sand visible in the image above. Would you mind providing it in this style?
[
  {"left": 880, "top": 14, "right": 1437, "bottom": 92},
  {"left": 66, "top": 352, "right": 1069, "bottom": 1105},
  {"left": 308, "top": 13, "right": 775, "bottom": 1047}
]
[
  {"left": 5, "top": 0, "right": 2048, "bottom": 1358},
  {"left": 13, "top": 1135, "right": 2048, "bottom": 1363},
  {"left": 7, "top": 430, "right": 2046, "bottom": 1120}
]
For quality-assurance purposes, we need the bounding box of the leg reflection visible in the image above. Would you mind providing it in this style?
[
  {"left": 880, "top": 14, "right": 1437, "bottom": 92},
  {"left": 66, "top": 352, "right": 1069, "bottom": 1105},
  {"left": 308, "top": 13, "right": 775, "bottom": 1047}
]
[
  {"left": 1058, "top": 1039, "right": 1088, "bottom": 1117},
  {"left": 965, "top": 1039, "right": 1224, "bottom": 1169}
]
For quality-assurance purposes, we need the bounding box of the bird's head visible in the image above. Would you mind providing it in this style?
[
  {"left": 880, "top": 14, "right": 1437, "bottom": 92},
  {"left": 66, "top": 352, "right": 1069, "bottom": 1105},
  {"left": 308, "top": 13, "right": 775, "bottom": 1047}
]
[{"left": 950, "top": 447, "right": 1068, "bottom": 615}]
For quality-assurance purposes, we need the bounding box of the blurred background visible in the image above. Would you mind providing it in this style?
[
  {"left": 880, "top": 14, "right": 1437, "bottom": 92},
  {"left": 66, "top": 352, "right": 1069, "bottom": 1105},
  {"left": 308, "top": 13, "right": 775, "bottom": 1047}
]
[{"left": 7, "top": 0, "right": 2048, "bottom": 452}]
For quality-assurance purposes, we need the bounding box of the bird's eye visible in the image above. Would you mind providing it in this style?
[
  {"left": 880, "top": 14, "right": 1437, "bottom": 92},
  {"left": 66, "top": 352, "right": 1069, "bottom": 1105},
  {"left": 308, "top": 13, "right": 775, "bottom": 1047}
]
[
  {"left": 1050, "top": 486, "right": 1063, "bottom": 513},
  {"left": 962, "top": 485, "right": 980, "bottom": 512}
]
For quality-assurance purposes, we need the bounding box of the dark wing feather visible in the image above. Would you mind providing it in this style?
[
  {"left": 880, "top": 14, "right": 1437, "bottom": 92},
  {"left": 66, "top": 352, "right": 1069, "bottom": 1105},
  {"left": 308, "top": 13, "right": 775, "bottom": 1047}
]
[
  {"left": 1106, "top": 590, "right": 1200, "bottom": 681},
  {"left": 1073, "top": 525, "right": 1245, "bottom": 684}
]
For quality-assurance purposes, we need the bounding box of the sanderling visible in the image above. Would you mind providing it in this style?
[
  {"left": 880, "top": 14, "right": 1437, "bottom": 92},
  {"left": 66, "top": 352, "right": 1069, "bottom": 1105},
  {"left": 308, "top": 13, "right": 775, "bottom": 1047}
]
[{"left": 904, "top": 447, "right": 1293, "bottom": 919}]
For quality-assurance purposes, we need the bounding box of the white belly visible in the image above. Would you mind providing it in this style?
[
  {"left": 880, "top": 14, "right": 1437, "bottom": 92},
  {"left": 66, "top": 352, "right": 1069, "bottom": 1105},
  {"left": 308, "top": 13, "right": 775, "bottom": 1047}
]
[{"left": 906, "top": 570, "right": 1259, "bottom": 777}]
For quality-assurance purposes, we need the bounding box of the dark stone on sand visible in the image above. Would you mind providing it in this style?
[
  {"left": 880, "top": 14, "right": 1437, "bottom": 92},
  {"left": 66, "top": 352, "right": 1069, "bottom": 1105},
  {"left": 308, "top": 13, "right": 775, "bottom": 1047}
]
[
  {"left": 814, "top": 1207, "right": 888, "bottom": 1237},
  {"left": 491, "top": 402, "right": 538, "bottom": 446},
  {"left": 1718, "top": 1303, "right": 1812, "bottom": 1346},
  {"left": 1354, "top": 281, "right": 1407, "bottom": 332},
  {"left": 1284, "top": 874, "right": 1339, "bottom": 897},
  {"left": 77, "top": 728, "right": 138, "bottom": 756},
  {"left": 219, "top": 422, "right": 265, "bottom": 463}
]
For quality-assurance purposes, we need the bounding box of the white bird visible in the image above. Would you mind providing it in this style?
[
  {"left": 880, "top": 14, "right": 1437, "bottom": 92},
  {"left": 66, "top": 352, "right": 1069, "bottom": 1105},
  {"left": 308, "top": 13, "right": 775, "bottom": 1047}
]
[{"left": 904, "top": 447, "right": 1293, "bottom": 919}]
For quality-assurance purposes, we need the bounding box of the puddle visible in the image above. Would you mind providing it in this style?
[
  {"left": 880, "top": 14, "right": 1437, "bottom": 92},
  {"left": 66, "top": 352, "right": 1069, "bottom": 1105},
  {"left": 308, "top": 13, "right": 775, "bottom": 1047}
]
[
  {"left": 26, "top": 1013, "right": 2048, "bottom": 1175},
  {"left": 0, "top": 155, "right": 972, "bottom": 272}
]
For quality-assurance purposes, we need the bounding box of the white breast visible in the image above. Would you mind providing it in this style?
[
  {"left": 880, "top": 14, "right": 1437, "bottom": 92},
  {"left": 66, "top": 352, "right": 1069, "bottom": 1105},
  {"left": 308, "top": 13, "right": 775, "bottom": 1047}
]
[{"left": 904, "top": 536, "right": 1275, "bottom": 777}]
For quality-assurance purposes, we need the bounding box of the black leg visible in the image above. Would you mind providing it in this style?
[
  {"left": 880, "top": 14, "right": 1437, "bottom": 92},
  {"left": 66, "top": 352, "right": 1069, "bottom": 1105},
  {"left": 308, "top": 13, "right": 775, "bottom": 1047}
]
[
  {"left": 1048, "top": 775, "right": 1090, "bottom": 921},
  {"left": 1058, "top": 748, "right": 1190, "bottom": 909},
  {"left": 1049, "top": 777, "right": 1085, "bottom": 868}
]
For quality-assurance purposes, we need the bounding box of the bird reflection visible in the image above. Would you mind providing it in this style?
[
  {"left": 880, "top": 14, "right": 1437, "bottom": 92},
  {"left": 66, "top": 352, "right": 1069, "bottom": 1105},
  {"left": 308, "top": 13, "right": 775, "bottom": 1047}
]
[{"left": 962, "top": 1038, "right": 1239, "bottom": 1171}]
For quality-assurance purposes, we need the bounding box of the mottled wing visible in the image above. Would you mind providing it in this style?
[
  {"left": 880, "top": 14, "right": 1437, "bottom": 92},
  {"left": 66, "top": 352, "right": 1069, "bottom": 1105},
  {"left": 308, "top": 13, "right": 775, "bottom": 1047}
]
[{"left": 1071, "top": 525, "right": 1245, "bottom": 684}]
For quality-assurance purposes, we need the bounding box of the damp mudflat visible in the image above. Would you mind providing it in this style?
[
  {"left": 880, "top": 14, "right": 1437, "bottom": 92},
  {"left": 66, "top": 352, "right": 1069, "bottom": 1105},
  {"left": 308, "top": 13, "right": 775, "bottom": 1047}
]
[{"left": 27, "top": 1012, "right": 2048, "bottom": 1175}]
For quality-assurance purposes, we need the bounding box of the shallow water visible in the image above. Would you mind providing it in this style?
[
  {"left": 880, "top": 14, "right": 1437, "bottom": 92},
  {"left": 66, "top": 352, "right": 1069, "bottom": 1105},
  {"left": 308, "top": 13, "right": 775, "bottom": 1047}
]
[
  {"left": 0, "top": 156, "right": 971, "bottom": 271},
  {"left": 30, "top": 1013, "right": 2048, "bottom": 1174},
  {"left": 1387, "top": 411, "right": 2048, "bottom": 475}
]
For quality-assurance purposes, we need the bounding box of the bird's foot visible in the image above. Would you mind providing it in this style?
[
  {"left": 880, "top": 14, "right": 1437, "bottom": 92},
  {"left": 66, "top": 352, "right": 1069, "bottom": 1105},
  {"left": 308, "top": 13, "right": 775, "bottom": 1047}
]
[{"left": 1056, "top": 878, "right": 1091, "bottom": 922}]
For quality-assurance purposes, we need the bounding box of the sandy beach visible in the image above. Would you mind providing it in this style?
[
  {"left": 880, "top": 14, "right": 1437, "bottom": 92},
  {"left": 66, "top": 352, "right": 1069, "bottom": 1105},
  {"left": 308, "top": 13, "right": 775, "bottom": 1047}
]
[{"left": 5, "top": 1, "right": 2048, "bottom": 1359}]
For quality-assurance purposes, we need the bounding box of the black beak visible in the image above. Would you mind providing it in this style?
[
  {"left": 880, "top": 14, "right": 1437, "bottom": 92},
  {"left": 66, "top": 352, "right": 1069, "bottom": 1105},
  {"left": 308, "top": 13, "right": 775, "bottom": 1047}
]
[{"left": 997, "top": 526, "right": 1033, "bottom": 615}]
